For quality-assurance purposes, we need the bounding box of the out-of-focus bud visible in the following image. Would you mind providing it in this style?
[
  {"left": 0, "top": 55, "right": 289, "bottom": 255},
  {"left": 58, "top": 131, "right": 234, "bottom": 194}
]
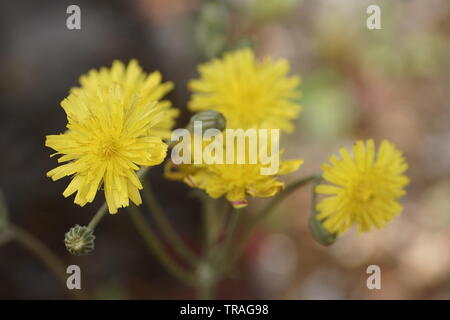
[
  {"left": 236, "top": 0, "right": 300, "bottom": 23},
  {"left": 194, "top": 2, "right": 227, "bottom": 59},
  {"left": 309, "top": 215, "right": 336, "bottom": 246},
  {"left": 0, "top": 191, "right": 9, "bottom": 232},
  {"left": 187, "top": 110, "right": 227, "bottom": 133},
  {"left": 309, "top": 179, "right": 337, "bottom": 246},
  {"left": 64, "top": 225, "right": 95, "bottom": 256}
]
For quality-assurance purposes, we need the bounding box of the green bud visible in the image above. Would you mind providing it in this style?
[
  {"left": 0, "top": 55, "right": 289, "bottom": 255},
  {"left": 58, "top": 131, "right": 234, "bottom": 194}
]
[
  {"left": 194, "top": 2, "right": 227, "bottom": 58},
  {"left": 309, "top": 177, "right": 337, "bottom": 246},
  {"left": 187, "top": 110, "right": 226, "bottom": 133},
  {"left": 64, "top": 225, "right": 95, "bottom": 256},
  {"left": 309, "top": 215, "right": 336, "bottom": 246},
  {"left": 242, "top": 0, "right": 300, "bottom": 22}
]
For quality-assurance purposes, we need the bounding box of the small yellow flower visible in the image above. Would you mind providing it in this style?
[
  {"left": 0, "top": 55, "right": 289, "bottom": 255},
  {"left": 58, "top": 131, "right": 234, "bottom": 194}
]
[
  {"left": 184, "top": 154, "right": 303, "bottom": 208},
  {"left": 188, "top": 48, "right": 302, "bottom": 132},
  {"left": 46, "top": 83, "right": 168, "bottom": 214},
  {"left": 316, "top": 139, "right": 409, "bottom": 235},
  {"left": 72, "top": 60, "right": 178, "bottom": 139}
]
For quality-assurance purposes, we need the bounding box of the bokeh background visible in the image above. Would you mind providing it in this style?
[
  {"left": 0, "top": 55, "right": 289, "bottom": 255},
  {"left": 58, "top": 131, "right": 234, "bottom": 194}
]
[{"left": 1, "top": 0, "right": 449, "bottom": 299}]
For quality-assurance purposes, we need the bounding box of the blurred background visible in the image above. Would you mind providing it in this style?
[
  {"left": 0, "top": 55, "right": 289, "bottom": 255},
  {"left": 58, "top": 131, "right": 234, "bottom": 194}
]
[{"left": 0, "top": 0, "right": 449, "bottom": 299}]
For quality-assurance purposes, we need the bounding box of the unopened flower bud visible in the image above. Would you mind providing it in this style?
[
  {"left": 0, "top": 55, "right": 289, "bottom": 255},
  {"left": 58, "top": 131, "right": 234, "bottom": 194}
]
[
  {"left": 64, "top": 225, "right": 95, "bottom": 255},
  {"left": 309, "top": 215, "right": 336, "bottom": 246},
  {"left": 188, "top": 110, "right": 226, "bottom": 132}
]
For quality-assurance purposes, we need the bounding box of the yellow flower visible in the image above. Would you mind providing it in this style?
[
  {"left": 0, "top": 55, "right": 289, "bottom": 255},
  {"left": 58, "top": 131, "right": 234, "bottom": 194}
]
[
  {"left": 184, "top": 153, "right": 303, "bottom": 208},
  {"left": 316, "top": 139, "right": 409, "bottom": 235},
  {"left": 71, "top": 60, "right": 178, "bottom": 139},
  {"left": 46, "top": 84, "right": 168, "bottom": 214},
  {"left": 188, "top": 48, "right": 302, "bottom": 132}
]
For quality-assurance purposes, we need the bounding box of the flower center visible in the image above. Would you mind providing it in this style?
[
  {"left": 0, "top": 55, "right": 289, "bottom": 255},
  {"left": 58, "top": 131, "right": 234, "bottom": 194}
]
[
  {"left": 228, "top": 88, "right": 266, "bottom": 127},
  {"left": 97, "top": 137, "right": 120, "bottom": 159},
  {"left": 350, "top": 176, "right": 376, "bottom": 203},
  {"left": 239, "top": 89, "right": 257, "bottom": 103},
  {"left": 356, "top": 188, "right": 375, "bottom": 202}
]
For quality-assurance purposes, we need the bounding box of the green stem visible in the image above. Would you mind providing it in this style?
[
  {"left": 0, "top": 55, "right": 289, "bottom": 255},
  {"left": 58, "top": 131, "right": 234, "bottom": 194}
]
[
  {"left": 198, "top": 280, "right": 213, "bottom": 300},
  {"left": 141, "top": 179, "right": 198, "bottom": 266},
  {"left": 231, "top": 174, "right": 320, "bottom": 264},
  {"left": 197, "top": 197, "right": 215, "bottom": 300},
  {"left": 128, "top": 204, "right": 195, "bottom": 287},
  {"left": 87, "top": 203, "right": 107, "bottom": 230},
  {"left": 85, "top": 167, "right": 151, "bottom": 231},
  {"left": 10, "top": 224, "right": 88, "bottom": 300},
  {"left": 220, "top": 208, "right": 241, "bottom": 263},
  {"left": 197, "top": 206, "right": 241, "bottom": 300},
  {"left": 202, "top": 197, "right": 217, "bottom": 255},
  {"left": 196, "top": 261, "right": 215, "bottom": 300},
  {"left": 256, "top": 175, "right": 321, "bottom": 225},
  {"left": 309, "top": 177, "right": 337, "bottom": 246}
]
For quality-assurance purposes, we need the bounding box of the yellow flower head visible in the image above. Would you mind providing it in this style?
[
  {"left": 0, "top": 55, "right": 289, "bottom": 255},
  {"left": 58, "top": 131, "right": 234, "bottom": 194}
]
[
  {"left": 46, "top": 79, "right": 169, "bottom": 214},
  {"left": 188, "top": 48, "right": 302, "bottom": 132},
  {"left": 316, "top": 139, "right": 409, "bottom": 235},
  {"left": 183, "top": 152, "right": 303, "bottom": 208},
  {"left": 71, "top": 60, "right": 178, "bottom": 139}
]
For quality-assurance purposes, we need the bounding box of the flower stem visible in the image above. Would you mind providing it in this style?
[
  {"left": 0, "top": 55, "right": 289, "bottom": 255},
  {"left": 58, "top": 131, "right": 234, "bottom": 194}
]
[
  {"left": 256, "top": 174, "right": 321, "bottom": 225},
  {"left": 10, "top": 224, "right": 88, "bottom": 299},
  {"left": 141, "top": 179, "right": 198, "bottom": 266},
  {"left": 127, "top": 204, "right": 195, "bottom": 287},
  {"left": 197, "top": 197, "right": 215, "bottom": 300},
  {"left": 220, "top": 208, "right": 241, "bottom": 262},
  {"left": 87, "top": 203, "right": 107, "bottom": 230},
  {"left": 197, "top": 206, "right": 241, "bottom": 300},
  {"left": 202, "top": 197, "right": 213, "bottom": 255},
  {"left": 198, "top": 279, "right": 213, "bottom": 300},
  {"left": 85, "top": 167, "right": 151, "bottom": 231},
  {"left": 231, "top": 174, "right": 320, "bottom": 264}
]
